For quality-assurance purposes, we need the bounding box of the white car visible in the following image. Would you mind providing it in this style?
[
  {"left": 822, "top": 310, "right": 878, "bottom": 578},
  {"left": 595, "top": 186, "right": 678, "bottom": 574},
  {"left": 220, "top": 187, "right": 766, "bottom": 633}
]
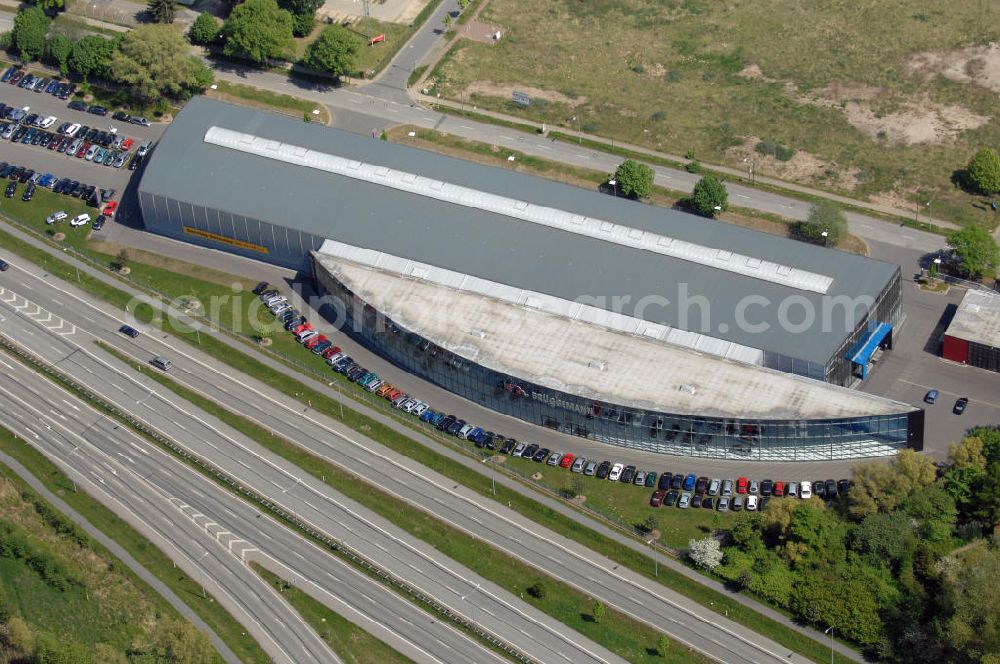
[
  {"left": 297, "top": 330, "right": 318, "bottom": 343},
  {"left": 457, "top": 424, "right": 475, "bottom": 439},
  {"left": 65, "top": 123, "right": 81, "bottom": 136},
  {"left": 608, "top": 463, "right": 624, "bottom": 481},
  {"left": 402, "top": 399, "right": 422, "bottom": 413},
  {"left": 799, "top": 481, "right": 812, "bottom": 500},
  {"left": 365, "top": 379, "right": 383, "bottom": 393},
  {"left": 69, "top": 214, "right": 91, "bottom": 227},
  {"left": 45, "top": 211, "right": 67, "bottom": 225},
  {"left": 411, "top": 402, "right": 428, "bottom": 416},
  {"left": 326, "top": 352, "right": 346, "bottom": 366},
  {"left": 39, "top": 116, "right": 57, "bottom": 128},
  {"left": 746, "top": 495, "right": 759, "bottom": 511}
]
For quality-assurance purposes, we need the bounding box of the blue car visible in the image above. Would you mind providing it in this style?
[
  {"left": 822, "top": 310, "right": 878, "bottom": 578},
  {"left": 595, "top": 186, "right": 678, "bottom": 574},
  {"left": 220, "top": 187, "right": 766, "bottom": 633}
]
[
  {"left": 420, "top": 409, "right": 436, "bottom": 422},
  {"left": 1, "top": 67, "right": 15, "bottom": 83},
  {"left": 118, "top": 325, "right": 139, "bottom": 338},
  {"left": 46, "top": 80, "right": 60, "bottom": 94},
  {"left": 683, "top": 473, "right": 697, "bottom": 491},
  {"left": 430, "top": 412, "right": 447, "bottom": 426}
]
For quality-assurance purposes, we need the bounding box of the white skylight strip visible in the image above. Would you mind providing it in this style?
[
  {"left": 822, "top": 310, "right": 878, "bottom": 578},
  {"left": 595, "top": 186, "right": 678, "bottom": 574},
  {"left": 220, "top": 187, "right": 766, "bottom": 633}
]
[
  {"left": 207, "top": 127, "right": 833, "bottom": 294},
  {"left": 317, "top": 240, "right": 765, "bottom": 365}
]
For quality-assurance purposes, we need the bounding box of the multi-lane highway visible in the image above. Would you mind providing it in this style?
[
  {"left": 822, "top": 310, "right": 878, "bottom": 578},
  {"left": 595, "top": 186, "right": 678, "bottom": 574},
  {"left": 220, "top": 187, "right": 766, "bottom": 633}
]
[
  {"left": 0, "top": 234, "right": 824, "bottom": 663},
  {"left": 0, "top": 266, "right": 624, "bottom": 664},
  {"left": 0, "top": 351, "right": 337, "bottom": 664},
  {"left": 0, "top": 343, "right": 508, "bottom": 664}
]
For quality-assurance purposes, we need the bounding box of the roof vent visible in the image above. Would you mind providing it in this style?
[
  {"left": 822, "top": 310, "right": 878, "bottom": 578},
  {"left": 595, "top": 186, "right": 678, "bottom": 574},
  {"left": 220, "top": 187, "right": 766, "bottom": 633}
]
[
  {"left": 469, "top": 328, "right": 487, "bottom": 338},
  {"left": 588, "top": 361, "right": 608, "bottom": 371},
  {"left": 678, "top": 384, "right": 696, "bottom": 395}
]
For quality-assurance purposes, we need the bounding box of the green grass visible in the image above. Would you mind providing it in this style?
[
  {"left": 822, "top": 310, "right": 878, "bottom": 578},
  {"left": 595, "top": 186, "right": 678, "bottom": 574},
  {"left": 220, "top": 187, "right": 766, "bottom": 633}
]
[
  {"left": 429, "top": 0, "right": 1000, "bottom": 229},
  {"left": 0, "top": 213, "right": 858, "bottom": 663},
  {"left": 252, "top": 564, "right": 418, "bottom": 664},
  {"left": 209, "top": 80, "right": 331, "bottom": 124},
  {"left": 407, "top": 64, "right": 429, "bottom": 87},
  {"left": 0, "top": 187, "right": 97, "bottom": 252},
  {"left": 0, "top": 424, "right": 268, "bottom": 663},
  {"left": 97, "top": 341, "right": 707, "bottom": 664}
]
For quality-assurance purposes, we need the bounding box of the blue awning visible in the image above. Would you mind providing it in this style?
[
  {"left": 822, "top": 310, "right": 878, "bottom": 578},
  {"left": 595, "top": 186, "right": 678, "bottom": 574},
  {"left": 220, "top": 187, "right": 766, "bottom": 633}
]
[{"left": 846, "top": 322, "right": 892, "bottom": 379}]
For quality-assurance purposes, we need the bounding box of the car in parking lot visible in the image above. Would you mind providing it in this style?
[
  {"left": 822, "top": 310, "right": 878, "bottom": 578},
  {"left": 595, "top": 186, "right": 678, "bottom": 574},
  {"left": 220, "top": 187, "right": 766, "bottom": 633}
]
[
  {"left": 678, "top": 492, "right": 691, "bottom": 509},
  {"left": 747, "top": 495, "right": 758, "bottom": 511},
  {"left": 0, "top": 259, "right": 8, "bottom": 271},
  {"left": 570, "top": 456, "right": 586, "bottom": 473},
  {"left": 560, "top": 453, "right": 576, "bottom": 469},
  {"left": 546, "top": 452, "right": 562, "bottom": 466},
  {"left": 68, "top": 100, "right": 87, "bottom": 111},
  {"left": 924, "top": 389, "right": 939, "bottom": 404},
  {"left": 137, "top": 140, "right": 152, "bottom": 157},
  {"left": 737, "top": 476, "right": 749, "bottom": 494},
  {"left": 45, "top": 211, "right": 67, "bottom": 225},
  {"left": 800, "top": 481, "right": 813, "bottom": 499},
  {"left": 584, "top": 460, "right": 598, "bottom": 476},
  {"left": 608, "top": 463, "right": 624, "bottom": 481},
  {"left": 683, "top": 473, "right": 697, "bottom": 491},
  {"left": 595, "top": 461, "right": 611, "bottom": 479},
  {"left": 953, "top": 397, "right": 969, "bottom": 414},
  {"left": 717, "top": 496, "right": 730, "bottom": 512},
  {"left": 837, "top": 479, "right": 850, "bottom": 496},
  {"left": 773, "top": 481, "right": 785, "bottom": 497},
  {"left": 761, "top": 479, "right": 773, "bottom": 496},
  {"left": 650, "top": 490, "right": 665, "bottom": 507},
  {"left": 4, "top": 181, "right": 16, "bottom": 198},
  {"left": 69, "top": 213, "right": 91, "bottom": 227},
  {"left": 663, "top": 490, "right": 679, "bottom": 507},
  {"left": 633, "top": 470, "right": 646, "bottom": 486},
  {"left": 92, "top": 215, "right": 106, "bottom": 231},
  {"left": 825, "top": 479, "right": 838, "bottom": 498},
  {"left": 20, "top": 182, "right": 35, "bottom": 201},
  {"left": 695, "top": 476, "right": 708, "bottom": 495},
  {"left": 531, "top": 447, "right": 549, "bottom": 462},
  {"left": 88, "top": 105, "right": 108, "bottom": 116},
  {"left": 657, "top": 472, "right": 672, "bottom": 491},
  {"left": 701, "top": 496, "right": 714, "bottom": 510},
  {"left": 129, "top": 116, "right": 151, "bottom": 126}
]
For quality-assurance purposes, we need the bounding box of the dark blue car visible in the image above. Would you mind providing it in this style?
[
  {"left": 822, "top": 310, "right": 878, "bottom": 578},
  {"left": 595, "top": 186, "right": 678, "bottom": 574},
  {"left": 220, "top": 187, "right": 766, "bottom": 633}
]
[{"left": 118, "top": 325, "right": 139, "bottom": 338}]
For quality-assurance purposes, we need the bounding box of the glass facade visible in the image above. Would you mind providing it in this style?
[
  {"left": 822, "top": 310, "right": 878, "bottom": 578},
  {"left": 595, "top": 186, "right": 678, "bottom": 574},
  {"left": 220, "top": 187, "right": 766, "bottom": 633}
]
[{"left": 315, "top": 265, "right": 923, "bottom": 462}]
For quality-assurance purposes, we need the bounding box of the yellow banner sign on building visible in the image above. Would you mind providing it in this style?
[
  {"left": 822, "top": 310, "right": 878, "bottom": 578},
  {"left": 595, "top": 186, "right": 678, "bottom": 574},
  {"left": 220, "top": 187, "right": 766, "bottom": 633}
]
[{"left": 183, "top": 227, "right": 269, "bottom": 254}]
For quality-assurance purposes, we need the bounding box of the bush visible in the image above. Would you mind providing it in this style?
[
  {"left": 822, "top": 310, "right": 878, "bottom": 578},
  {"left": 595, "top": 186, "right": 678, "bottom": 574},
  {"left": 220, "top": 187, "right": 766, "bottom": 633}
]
[
  {"left": 685, "top": 160, "right": 703, "bottom": 174},
  {"left": 292, "top": 11, "right": 315, "bottom": 38},
  {"left": 189, "top": 12, "right": 221, "bottom": 45},
  {"left": 614, "top": 158, "right": 654, "bottom": 199},
  {"left": 965, "top": 148, "right": 1000, "bottom": 194},
  {"left": 526, "top": 582, "right": 546, "bottom": 599},
  {"left": 794, "top": 201, "right": 847, "bottom": 246},
  {"left": 0, "top": 31, "right": 12, "bottom": 52},
  {"left": 755, "top": 139, "right": 796, "bottom": 162},
  {"left": 690, "top": 175, "right": 728, "bottom": 217}
]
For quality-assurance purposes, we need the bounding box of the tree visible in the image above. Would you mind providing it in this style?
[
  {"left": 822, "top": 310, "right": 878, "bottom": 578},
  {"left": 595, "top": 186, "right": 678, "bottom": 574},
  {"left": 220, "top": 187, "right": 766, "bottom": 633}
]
[
  {"left": 657, "top": 634, "right": 670, "bottom": 658},
  {"left": 110, "top": 25, "right": 214, "bottom": 103},
  {"left": 13, "top": 6, "right": 50, "bottom": 62},
  {"left": 848, "top": 449, "right": 937, "bottom": 520},
  {"left": 0, "top": 31, "right": 12, "bottom": 52},
  {"left": 148, "top": 0, "right": 176, "bottom": 23},
  {"left": 526, "top": 582, "right": 546, "bottom": 599},
  {"left": 946, "top": 224, "right": 999, "bottom": 280},
  {"left": 940, "top": 545, "right": 1000, "bottom": 661},
  {"left": 443, "top": 13, "right": 452, "bottom": 29},
  {"left": 291, "top": 11, "right": 314, "bottom": 37},
  {"left": 690, "top": 175, "right": 728, "bottom": 217},
  {"left": 277, "top": 0, "right": 322, "bottom": 17},
  {"left": 613, "top": 159, "right": 653, "bottom": 199},
  {"left": 850, "top": 511, "right": 914, "bottom": 569},
  {"left": 687, "top": 536, "right": 723, "bottom": 571},
  {"left": 114, "top": 248, "right": 130, "bottom": 270},
  {"left": 44, "top": 33, "right": 72, "bottom": 73},
  {"left": 966, "top": 148, "right": 1000, "bottom": 194},
  {"left": 188, "top": 12, "right": 220, "bottom": 45},
  {"left": 69, "top": 35, "right": 116, "bottom": 80},
  {"left": 37, "top": 0, "right": 66, "bottom": 13},
  {"left": 137, "top": 617, "right": 215, "bottom": 664},
  {"left": 223, "top": 0, "right": 295, "bottom": 65},
  {"left": 302, "top": 25, "right": 360, "bottom": 78},
  {"left": 795, "top": 201, "right": 847, "bottom": 246},
  {"left": 591, "top": 600, "right": 606, "bottom": 624}
]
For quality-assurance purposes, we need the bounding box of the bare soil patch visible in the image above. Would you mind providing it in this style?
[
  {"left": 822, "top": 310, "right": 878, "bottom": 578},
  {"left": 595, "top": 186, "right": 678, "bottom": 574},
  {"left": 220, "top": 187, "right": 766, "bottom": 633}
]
[
  {"left": 461, "top": 19, "right": 504, "bottom": 44},
  {"left": 725, "top": 137, "right": 860, "bottom": 191},
  {"left": 907, "top": 42, "right": 1000, "bottom": 94},
  {"left": 463, "top": 81, "right": 587, "bottom": 107}
]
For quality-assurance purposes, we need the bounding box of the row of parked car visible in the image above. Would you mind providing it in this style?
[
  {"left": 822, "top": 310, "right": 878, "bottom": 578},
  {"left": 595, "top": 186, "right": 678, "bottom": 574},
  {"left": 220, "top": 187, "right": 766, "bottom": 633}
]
[
  {"left": 2, "top": 67, "right": 76, "bottom": 99},
  {"left": 1, "top": 159, "right": 117, "bottom": 230},
  {"left": 255, "top": 282, "right": 854, "bottom": 513},
  {"left": 1, "top": 101, "right": 151, "bottom": 171}
]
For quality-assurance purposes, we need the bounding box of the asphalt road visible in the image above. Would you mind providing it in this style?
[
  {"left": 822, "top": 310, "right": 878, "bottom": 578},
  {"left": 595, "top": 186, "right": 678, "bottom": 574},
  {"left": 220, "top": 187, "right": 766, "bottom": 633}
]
[
  {"left": 0, "top": 332, "right": 497, "bottom": 664},
  {"left": 0, "top": 351, "right": 337, "bottom": 664},
  {"left": 0, "top": 235, "right": 842, "bottom": 663},
  {"left": 0, "top": 266, "right": 625, "bottom": 664}
]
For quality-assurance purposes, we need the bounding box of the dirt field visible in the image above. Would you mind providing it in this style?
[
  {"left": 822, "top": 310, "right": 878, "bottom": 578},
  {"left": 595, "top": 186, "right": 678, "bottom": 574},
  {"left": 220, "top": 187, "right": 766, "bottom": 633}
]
[{"left": 429, "top": 0, "right": 1000, "bottom": 227}]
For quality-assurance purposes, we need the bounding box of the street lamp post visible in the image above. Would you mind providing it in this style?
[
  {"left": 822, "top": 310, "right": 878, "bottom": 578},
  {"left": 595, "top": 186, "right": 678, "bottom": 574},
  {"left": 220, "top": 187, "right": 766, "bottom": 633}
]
[
  {"left": 609, "top": 178, "right": 617, "bottom": 197},
  {"left": 825, "top": 626, "right": 834, "bottom": 664},
  {"left": 821, "top": 230, "right": 829, "bottom": 247},
  {"left": 647, "top": 538, "right": 658, "bottom": 577},
  {"left": 571, "top": 116, "right": 581, "bottom": 144}
]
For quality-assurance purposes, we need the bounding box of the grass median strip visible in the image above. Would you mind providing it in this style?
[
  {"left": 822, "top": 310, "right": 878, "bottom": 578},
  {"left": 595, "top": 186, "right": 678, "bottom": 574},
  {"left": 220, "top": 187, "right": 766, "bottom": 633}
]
[
  {"left": 0, "top": 423, "right": 268, "bottom": 664},
  {"left": 251, "top": 563, "right": 419, "bottom": 664},
  {"left": 97, "top": 340, "right": 708, "bottom": 664},
  {"left": 0, "top": 218, "right": 852, "bottom": 663}
]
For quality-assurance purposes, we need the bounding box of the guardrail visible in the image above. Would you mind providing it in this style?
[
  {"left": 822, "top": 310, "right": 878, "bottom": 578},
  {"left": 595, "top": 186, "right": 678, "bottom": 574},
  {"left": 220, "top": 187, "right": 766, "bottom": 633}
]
[{"left": 0, "top": 332, "right": 536, "bottom": 664}]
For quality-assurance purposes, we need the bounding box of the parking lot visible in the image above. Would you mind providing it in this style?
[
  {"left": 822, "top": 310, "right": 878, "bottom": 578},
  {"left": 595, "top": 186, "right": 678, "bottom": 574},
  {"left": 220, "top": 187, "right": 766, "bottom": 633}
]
[{"left": 0, "top": 78, "right": 165, "bottom": 206}]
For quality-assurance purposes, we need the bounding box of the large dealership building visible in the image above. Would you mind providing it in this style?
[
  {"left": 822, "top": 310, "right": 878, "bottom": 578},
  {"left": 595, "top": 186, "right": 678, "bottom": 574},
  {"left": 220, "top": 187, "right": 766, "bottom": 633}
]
[{"left": 137, "top": 97, "right": 922, "bottom": 460}]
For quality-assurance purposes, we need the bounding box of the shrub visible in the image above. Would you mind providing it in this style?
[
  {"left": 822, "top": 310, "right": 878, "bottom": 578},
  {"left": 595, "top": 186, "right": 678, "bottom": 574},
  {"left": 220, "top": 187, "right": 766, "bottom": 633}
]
[
  {"left": 189, "top": 12, "right": 221, "bottom": 45},
  {"left": 755, "top": 139, "right": 796, "bottom": 162},
  {"left": 685, "top": 160, "right": 703, "bottom": 174},
  {"left": 965, "top": 148, "right": 1000, "bottom": 194},
  {"left": 526, "top": 581, "right": 546, "bottom": 599}
]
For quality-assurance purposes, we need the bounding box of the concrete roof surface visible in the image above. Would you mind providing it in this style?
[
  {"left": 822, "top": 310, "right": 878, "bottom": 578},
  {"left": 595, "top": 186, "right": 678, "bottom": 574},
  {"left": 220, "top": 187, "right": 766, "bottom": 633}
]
[
  {"left": 315, "top": 253, "right": 916, "bottom": 420},
  {"left": 945, "top": 289, "right": 1000, "bottom": 348},
  {"left": 140, "top": 97, "right": 899, "bottom": 365}
]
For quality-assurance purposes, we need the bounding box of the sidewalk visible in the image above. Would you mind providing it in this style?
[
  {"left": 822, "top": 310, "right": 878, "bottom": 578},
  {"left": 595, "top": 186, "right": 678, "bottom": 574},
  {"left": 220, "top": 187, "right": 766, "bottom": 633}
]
[
  {"left": 1, "top": 218, "right": 867, "bottom": 664},
  {"left": 414, "top": 92, "right": 959, "bottom": 231}
]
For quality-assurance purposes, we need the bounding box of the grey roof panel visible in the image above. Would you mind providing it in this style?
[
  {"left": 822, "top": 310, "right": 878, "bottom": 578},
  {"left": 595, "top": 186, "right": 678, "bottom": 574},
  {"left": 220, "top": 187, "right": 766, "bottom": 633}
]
[{"left": 139, "top": 97, "right": 899, "bottom": 365}]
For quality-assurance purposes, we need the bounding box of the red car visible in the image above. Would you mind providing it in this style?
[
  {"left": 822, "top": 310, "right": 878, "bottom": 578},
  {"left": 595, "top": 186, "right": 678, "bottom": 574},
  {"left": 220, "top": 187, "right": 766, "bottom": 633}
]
[
  {"left": 321, "top": 345, "right": 342, "bottom": 359},
  {"left": 559, "top": 453, "right": 576, "bottom": 469},
  {"left": 102, "top": 201, "right": 119, "bottom": 217},
  {"left": 773, "top": 481, "right": 785, "bottom": 497},
  {"left": 76, "top": 142, "right": 90, "bottom": 158},
  {"left": 736, "top": 477, "right": 749, "bottom": 494},
  {"left": 304, "top": 334, "right": 326, "bottom": 349},
  {"left": 120, "top": 137, "right": 134, "bottom": 150},
  {"left": 650, "top": 490, "right": 665, "bottom": 507}
]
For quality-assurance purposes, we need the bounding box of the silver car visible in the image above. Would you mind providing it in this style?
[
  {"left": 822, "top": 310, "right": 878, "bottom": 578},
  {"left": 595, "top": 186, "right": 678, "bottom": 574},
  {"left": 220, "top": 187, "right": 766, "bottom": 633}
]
[
  {"left": 583, "top": 460, "right": 598, "bottom": 476},
  {"left": 721, "top": 479, "right": 735, "bottom": 497},
  {"left": 571, "top": 456, "right": 587, "bottom": 473},
  {"left": 708, "top": 478, "right": 721, "bottom": 495}
]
